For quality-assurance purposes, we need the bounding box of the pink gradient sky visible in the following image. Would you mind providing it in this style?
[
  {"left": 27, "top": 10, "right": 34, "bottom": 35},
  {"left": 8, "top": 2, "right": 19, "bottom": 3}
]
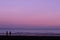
[{"left": 0, "top": 0, "right": 60, "bottom": 27}]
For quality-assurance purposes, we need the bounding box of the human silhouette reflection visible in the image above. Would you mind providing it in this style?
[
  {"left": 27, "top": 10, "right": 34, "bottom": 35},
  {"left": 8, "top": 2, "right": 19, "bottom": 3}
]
[
  {"left": 6, "top": 31, "right": 8, "bottom": 36},
  {"left": 9, "top": 31, "right": 11, "bottom": 36}
]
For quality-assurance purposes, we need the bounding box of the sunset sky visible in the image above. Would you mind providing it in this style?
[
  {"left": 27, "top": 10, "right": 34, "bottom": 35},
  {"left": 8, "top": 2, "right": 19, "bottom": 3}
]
[{"left": 0, "top": 0, "right": 60, "bottom": 28}]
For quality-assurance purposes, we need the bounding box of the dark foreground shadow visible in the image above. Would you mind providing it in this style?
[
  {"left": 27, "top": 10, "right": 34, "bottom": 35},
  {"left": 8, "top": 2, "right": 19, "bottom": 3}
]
[{"left": 0, "top": 36, "right": 60, "bottom": 40}]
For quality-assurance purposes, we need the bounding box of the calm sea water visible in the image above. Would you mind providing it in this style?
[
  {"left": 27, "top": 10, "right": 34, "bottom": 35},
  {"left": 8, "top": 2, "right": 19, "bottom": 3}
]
[{"left": 0, "top": 28, "right": 60, "bottom": 33}]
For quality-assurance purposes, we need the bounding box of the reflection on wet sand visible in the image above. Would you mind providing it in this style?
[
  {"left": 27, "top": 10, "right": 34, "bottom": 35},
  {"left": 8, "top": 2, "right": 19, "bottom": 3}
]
[{"left": 0, "top": 31, "right": 60, "bottom": 36}]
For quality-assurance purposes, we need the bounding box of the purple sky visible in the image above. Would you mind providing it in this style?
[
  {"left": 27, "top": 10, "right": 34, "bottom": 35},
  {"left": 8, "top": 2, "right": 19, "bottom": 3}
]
[{"left": 0, "top": 0, "right": 60, "bottom": 27}]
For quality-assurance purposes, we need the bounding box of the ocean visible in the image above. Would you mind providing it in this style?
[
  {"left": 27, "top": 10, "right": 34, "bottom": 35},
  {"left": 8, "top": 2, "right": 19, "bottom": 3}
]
[{"left": 0, "top": 28, "right": 60, "bottom": 33}]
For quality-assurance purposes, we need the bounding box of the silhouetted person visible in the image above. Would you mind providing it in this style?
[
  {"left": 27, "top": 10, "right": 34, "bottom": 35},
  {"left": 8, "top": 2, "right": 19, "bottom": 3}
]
[
  {"left": 6, "top": 31, "right": 8, "bottom": 36},
  {"left": 9, "top": 31, "right": 11, "bottom": 36}
]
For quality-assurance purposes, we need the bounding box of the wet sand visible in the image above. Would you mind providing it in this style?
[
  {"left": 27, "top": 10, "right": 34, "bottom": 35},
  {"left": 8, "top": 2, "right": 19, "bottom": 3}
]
[{"left": 0, "top": 32, "right": 60, "bottom": 36}]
